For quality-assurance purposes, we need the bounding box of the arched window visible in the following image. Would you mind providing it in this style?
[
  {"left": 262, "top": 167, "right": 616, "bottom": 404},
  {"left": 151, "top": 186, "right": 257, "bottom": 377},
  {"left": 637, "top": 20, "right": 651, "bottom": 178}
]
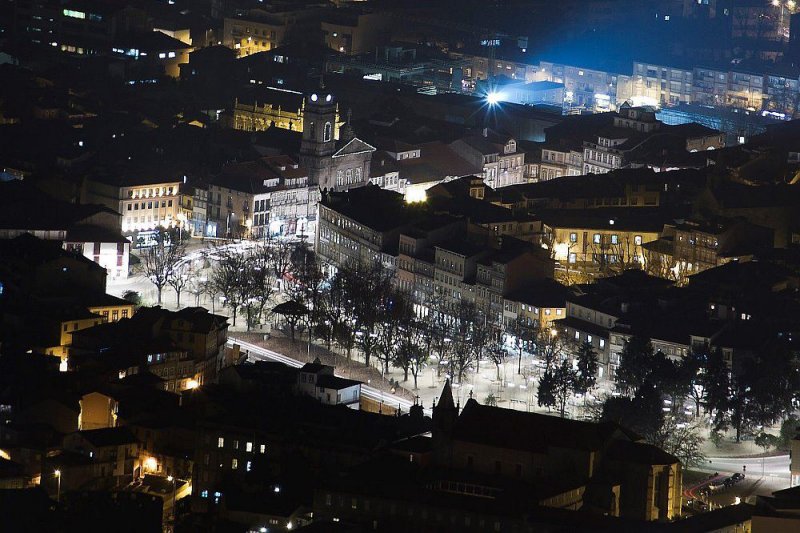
[
  {"left": 345, "top": 169, "right": 353, "bottom": 183},
  {"left": 308, "top": 121, "right": 315, "bottom": 138},
  {"left": 354, "top": 168, "right": 362, "bottom": 182},
  {"left": 336, "top": 170, "right": 344, "bottom": 186},
  {"left": 323, "top": 122, "right": 332, "bottom": 142}
]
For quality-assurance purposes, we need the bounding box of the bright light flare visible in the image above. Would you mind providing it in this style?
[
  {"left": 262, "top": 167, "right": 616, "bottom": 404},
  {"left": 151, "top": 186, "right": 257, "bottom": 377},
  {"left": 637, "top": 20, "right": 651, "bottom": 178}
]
[{"left": 486, "top": 91, "right": 504, "bottom": 105}]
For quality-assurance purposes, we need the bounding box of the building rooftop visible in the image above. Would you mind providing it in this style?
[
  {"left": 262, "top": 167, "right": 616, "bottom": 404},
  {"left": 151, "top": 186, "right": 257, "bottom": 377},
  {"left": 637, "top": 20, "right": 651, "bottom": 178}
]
[
  {"left": 315, "top": 374, "right": 361, "bottom": 391},
  {"left": 506, "top": 279, "right": 571, "bottom": 308},
  {"left": 452, "top": 399, "right": 633, "bottom": 454},
  {"left": 75, "top": 426, "right": 138, "bottom": 448}
]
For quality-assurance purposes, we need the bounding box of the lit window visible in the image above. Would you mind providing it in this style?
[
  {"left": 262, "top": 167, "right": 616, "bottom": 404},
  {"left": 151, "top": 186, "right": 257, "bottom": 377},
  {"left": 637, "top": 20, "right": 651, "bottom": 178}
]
[
  {"left": 201, "top": 490, "right": 208, "bottom": 498},
  {"left": 246, "top": 442, "right": 253, "bottom": 452},
  {"left": 556, "top": 309, "right": 563, "bottom": 316},
  {"left": 545, "top": 309, "right": 551, "bottom": 315},
  {"left": 63, "top": 9, "right": 86, "bottom": 19},
  {"left": 246, "top": 461, "right": 252, "bottom": 472},
  {"left": 611, "top": 234, "right": 618, "bottom": 245},
  {"left": 260, "top": 444, "right": 266, "bottom": 454},
  {"left": 593, "top": 234, "right": 601, "bottom": 244},
  {"left": 634, "top": 235, "right": 643, "bottom": 245},
  {"left": 568, "top": 253, "right": 577, "bottom": 264},
  {"left": 217, "top": 437, "right": 224, "bottom": 448},
  {"left": 600, "top": 339, "right": 605, "bottom": 349},
  {"left": 569, "top": 232, "right": 577, "bottom": 243},
  {"left": 575, "top": 331, "right": 580, "bottom": 340},
  {"left": 168, "top": 52, "right": 176, "bottom": 58},
  {"left": 159, "top": 52, "right": 166, "bottom": 59},
  {"left": 587, "top": 335, "right": 593, "bottom": 343},
  {"left": 232, "top": 459, "right": 238, "bottom": 470}
]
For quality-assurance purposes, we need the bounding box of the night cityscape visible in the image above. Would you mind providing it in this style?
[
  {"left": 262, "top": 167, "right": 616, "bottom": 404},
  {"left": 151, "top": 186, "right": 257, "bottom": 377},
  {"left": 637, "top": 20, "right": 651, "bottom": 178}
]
[{"left": 4, "top": 0, "right": 800, "bottom": 531}]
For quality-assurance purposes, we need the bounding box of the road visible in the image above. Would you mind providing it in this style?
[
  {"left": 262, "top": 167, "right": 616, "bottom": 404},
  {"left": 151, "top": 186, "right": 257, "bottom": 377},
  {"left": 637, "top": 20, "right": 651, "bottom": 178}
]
[
  {"left": 229, "top": 337, "right": 429, "bottom": 416},
  {"left": 698, "top": 455, "right": 790, "bottom": 479}
]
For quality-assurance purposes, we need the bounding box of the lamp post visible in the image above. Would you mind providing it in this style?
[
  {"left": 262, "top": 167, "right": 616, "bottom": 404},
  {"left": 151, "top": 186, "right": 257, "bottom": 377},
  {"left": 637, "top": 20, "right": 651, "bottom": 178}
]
[
  {"left": 54, "top": 469, "right": 61, "bottom": 503},
  {"left": 167, "top": 475, "right": 177, "bottom": 530},
  {"left": 176, "top": 213, "right": 187, "bottom": 244}
]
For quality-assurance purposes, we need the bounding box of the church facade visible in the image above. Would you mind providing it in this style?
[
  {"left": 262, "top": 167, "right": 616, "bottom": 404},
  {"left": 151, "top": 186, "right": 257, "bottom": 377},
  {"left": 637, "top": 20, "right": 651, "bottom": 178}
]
[{"left": 298, "top": 91, "right": 375, "bottom": 193}]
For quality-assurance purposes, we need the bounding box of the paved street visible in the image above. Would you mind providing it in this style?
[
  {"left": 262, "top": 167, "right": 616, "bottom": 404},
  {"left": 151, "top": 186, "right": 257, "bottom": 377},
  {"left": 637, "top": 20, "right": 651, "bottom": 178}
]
[{"left": 699, "top": 455, "right": 790, "bottom": 480}]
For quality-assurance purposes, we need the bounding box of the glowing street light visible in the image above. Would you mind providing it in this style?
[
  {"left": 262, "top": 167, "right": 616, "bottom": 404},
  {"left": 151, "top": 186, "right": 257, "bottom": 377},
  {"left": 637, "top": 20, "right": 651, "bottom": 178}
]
[
  {"left": 54, "top": 469, "right": 61, "bottom": 503},
  {"left": 486, "top": 91, "right": 503, "bottom": 106}
]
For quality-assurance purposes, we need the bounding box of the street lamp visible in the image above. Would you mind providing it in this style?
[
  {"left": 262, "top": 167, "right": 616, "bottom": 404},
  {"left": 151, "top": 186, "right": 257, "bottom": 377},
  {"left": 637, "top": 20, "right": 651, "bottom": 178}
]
[
  {"left": 54, "top": 469, "right": 61, "bottom": 503},
  {"left": 176, "top": 213, "right": 187, "bottom": 244},
  {"left": 167, "top": 475, "right": 177, "bottom": 528}
]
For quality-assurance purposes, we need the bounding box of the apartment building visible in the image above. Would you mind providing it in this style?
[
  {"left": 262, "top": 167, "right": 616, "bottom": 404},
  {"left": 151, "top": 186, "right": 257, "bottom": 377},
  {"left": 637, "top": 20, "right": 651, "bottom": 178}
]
[
  {"left": 629, "top": 62, "right": 693, "bottom": 106},
  {"left": 450, "top": 132, "right": 526, "bottom": 189}
]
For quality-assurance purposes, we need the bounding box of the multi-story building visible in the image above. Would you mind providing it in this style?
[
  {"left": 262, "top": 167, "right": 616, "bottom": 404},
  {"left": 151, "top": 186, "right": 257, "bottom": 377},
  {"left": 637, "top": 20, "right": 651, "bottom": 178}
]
[
  {"left": 583, "top": 105, "right": 661, "bottom": 174},
  {"left": 321, "top": 10, "right": 392, "bottom": 55},
  {"left": 539, "top": 208, "right": 667, "bottom": 280},
  {"left": 539, "top": 143, "right": 584, "bottom": 179},
  {"left": 232, "top": 89, "right": 346, "bottom": 135},
  {"left": 208, "top": 155, "right": 316, "bottom": 239},
  {"left": 317, "top": 186, "right": 415, "bottom": 273},
  {"left": 581, "top": 105, "right": 724, "bottom": 175},
  {"left": 450, "top": 132, "right": 525, "bottom": 188},
  {"left": 536, "top": 61, "right": 620, "bottom": 112},
  {"left": 222, "top": 7, "right": 319, "bottom": 58},
  {"left": 726, "top": 69, "right": 765, "bottom": 110},
  {"left": 628, "top": 62, "right": 693, "bottom": 106},
  {"left": 505, "top": 278, "right": 570, "bottom": 331},
  {"left": 764, "top": 66, "right": 800, "bottom": 116},
  {"left": 62, "top": 427, "right": 141, "bottom": 488},
  {"left": 232, "top": 90, "right": 305, "bottom": 133},
  {"left": 86, "top": 176, "right": 192, "bottom": 240},
  {"left": 1, "top": 181, "right": 130, "bottom": 279},
  {"left": 69, "top": 306, "right": 229, "bottom": 389},
  {"left": 645, "top": 217, "right": 775, "bottom": 278}
]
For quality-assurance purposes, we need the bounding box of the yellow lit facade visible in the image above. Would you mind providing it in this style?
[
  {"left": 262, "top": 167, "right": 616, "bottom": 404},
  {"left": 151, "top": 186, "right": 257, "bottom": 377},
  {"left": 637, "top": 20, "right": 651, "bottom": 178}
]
[
  {"left": 512, "top": 299, "right": 566, "bottom": 331},
  {"left": 547, "top": 225, "right": 660, "bottom": 273},
  {"left": 233, "top": 98, "right": 343, "bottom": 135},
  {"left": 223, "top": 17, "right": 286, "bottom": 57}
]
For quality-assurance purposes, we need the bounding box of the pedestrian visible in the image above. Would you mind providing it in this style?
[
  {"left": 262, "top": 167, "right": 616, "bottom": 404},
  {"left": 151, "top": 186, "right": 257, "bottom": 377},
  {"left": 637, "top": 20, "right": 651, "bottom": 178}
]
[{"left": 743, "top": 465, "right": 746, "bottom": 474}]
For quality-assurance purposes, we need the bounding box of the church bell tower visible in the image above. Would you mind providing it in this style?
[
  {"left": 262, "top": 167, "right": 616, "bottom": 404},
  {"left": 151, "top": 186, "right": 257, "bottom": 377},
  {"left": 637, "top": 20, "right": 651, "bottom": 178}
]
[{"left": 300, "top": 91, "right": 338, "bottom": 187}]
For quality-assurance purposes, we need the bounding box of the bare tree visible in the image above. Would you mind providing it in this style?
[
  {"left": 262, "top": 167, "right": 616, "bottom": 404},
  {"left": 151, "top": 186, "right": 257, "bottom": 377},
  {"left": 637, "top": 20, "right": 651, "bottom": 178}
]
[
  {"left": 211, "top": 248, "right": 247, "bottom": 326},
  {"left": 534, "top": 327, "right": 569, "bottom": 374},
  {"left": 449, "top": 300, "right": 481, "bottom": 384},
  {"left": 140, "top": 229, "right": 186, "bottom": 305},
  {"left": 508, "top": 316, "right": 536, "bottom": 374},
  {"left": 642, "top": 247, "right": 690, "bottom": 285},
  {"left": 167, "top": 262, "right": 190, "bottom": 309},
  {"left": 335, "top": 259, "right": 393, "bottom": 368},
  {"left": 264, "top": 234, "right": 295, "bottom": 287},
  {"left": 188, "top": 277, "right": 208, "bottom": 307},
  {"left": 288, "top": 244, "right": 326, "bottom": 343},
  {"left": 486, "top": 337, "right": 508, "bottom": 381}
]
